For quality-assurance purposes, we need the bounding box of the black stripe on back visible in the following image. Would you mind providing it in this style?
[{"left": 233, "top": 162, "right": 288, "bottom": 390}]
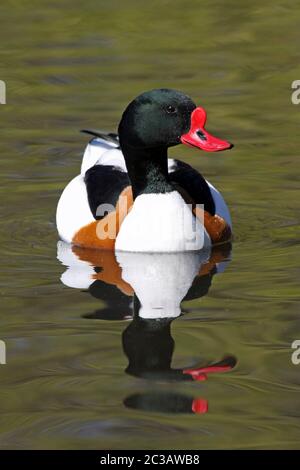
[
  {"left": 169, "top": 159, "right": 215, "bottom": 215},
  {"left": 84, "top": 165, "right": 130, "bottom": 219}
]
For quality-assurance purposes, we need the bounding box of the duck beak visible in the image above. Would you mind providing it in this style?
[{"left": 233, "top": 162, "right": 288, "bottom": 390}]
[{"left": 180, "top": 107, "right": 233, "bottom": 152}]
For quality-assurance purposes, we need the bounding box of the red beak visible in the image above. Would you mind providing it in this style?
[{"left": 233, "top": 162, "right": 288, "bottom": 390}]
[{"left": 180, "top": 107, "right": 233, "bottom": 152}]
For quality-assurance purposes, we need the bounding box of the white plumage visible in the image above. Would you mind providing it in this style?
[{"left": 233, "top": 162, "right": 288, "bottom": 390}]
[{"left": 115, "top": 191, "right": 210, "bottom": 252}]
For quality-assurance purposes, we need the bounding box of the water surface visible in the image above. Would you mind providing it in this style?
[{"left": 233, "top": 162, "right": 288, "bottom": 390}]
[{"left": 0, "top": 0, "right": 300, "bottom": 450}]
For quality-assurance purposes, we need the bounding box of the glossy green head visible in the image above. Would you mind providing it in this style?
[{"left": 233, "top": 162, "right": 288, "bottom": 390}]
[{"left": 118, "top": 88, "right": 196, "bottom": 150}]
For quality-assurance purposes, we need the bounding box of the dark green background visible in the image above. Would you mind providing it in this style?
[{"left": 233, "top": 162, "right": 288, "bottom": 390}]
[{"left": 0, "top": 0, "right": 299, "bottom": 449}]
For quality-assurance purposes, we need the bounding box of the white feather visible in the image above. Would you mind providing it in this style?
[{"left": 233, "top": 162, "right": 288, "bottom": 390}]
[
  {"left": 115, "top": 191, "right": 211, "bottom": 253},
  {"left": 80, "top": 137, "right": 119, "bottom": 175},
  {"left": 56, "top": 175, "right": 94, "bottom": 243},
  {"left": 95, "top": 148, "right": 127, "bottom": 172}
]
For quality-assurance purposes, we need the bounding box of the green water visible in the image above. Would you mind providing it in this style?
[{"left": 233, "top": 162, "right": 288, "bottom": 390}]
[{"left": 0, "top": 0, "right": 300, "bottom": 449}]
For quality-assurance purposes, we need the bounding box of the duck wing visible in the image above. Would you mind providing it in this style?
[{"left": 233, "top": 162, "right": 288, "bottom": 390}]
[
  {"left": 84, "top": 164, "right": 130, "bottom": 220},
  {"left": 169, "top": 159, "right": 216, "bottom": 215}
]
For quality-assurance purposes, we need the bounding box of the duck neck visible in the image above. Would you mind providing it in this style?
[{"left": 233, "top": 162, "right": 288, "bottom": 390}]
[{"left": 121, "top": 145, "right": 174, "bottom": 199}]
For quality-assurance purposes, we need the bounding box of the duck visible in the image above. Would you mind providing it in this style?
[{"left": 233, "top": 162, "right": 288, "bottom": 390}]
[{"left": 56, "top": 88, "right": 233, "bottom": 252}]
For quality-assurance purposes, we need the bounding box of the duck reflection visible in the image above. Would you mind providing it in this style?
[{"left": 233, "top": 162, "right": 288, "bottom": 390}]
[
  {"left": 124, "top": 392, "right": 208, "bottom": 415},
  {"left": 57, "top": 242, "right": 236, "bottom": 414}
]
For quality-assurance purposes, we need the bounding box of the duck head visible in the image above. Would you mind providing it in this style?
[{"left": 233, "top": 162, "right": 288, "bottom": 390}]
[{"left": 118, "top": 88, "right": 232, "bottom": 152}]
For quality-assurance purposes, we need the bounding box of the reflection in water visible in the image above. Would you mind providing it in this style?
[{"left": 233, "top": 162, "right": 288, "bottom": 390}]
[
  {"left": 57, "top": 242, "right": 236, "bottom": 414},
  {"left": 124, "top": 392, "right": 208, "bottom": 415}
]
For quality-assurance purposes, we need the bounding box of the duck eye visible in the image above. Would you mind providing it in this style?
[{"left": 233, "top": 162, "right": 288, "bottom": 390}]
[{"left": 166, "top": 105, "right": 176, "bottom": 114}]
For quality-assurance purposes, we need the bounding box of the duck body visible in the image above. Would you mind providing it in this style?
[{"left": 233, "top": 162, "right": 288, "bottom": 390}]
[{"left": 56, "top": 89, "right": 233, "bottom": 253}]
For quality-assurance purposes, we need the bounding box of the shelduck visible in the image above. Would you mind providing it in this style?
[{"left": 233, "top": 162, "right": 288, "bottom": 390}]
[{"left": 56, "top": 89, "right": 233, "bottom": 252}]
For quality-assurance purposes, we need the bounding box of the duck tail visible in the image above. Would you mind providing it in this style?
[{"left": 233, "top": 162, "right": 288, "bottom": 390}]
[{"left": 80, "top": 129, "right": 119, "bottom": 146}]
